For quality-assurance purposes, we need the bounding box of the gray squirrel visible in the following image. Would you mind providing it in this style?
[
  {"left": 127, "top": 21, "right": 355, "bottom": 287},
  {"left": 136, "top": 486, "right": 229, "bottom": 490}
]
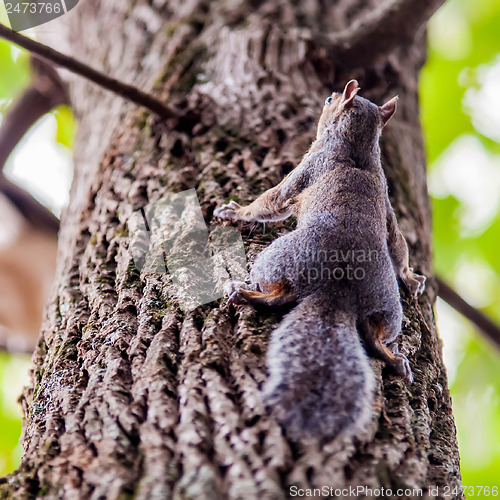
[{"left": 214, "top": 80, "right": 426, "bottom": 440}]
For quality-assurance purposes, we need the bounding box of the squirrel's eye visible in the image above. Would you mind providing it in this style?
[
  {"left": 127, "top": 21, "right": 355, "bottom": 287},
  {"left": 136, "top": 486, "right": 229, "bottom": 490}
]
[{"left": 324, "top": 96, "right": 333, "bottom": 106}]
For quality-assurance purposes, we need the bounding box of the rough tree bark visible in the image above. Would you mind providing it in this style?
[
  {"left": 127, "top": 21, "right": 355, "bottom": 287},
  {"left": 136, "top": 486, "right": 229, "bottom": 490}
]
[{"left": 1, "top": 0, "right": 462, "bottom": 498}]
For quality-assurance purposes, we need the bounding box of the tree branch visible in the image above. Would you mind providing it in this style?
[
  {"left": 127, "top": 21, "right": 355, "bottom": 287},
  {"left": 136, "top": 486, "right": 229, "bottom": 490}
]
[
  {"left": 0, "top": 24, "right": 180, "bottom": 120},
  {"left": 0, "top": 56, "right": 64, "bottom": 235},
  {"left": 0, "top": 56, "right": 67, "bottom": 168},
  {"left": 325, "top": 0, "right": 446, "bottom": 66},
  {"left": 0, "top": 337, "right": 33, "bottom": 355},
  {"left": 437, "top": 277, "right": 500, "bottom": 349},
  {"left": 0, "top": 177, "right": 60, "bottom": 235}
]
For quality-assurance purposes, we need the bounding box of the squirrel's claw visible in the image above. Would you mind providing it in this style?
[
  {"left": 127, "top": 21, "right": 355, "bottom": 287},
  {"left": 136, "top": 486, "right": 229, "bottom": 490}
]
[
  {"left": 223, "top": 280, "right": 246, "bottom": 297},
  {"left": 414, "top": 273, "right": 426, "bottom": 296},
  {"left": 389, "top": 344, "right": 414, "bottom": 384},
  {"left": 227, "top": 290, "right": 244, "bottom": 306},
  {"left": 396, "top": 354, "right": 414, "bottom": 384},
  {"left": 213, "top": 200, "right": 243, "bottom": 221},
  {"left": 403, "top": 270, "right": 426, "bottom": 299},
  {"left": 224, "top": 280, "right": 250, "bottom": 306}
]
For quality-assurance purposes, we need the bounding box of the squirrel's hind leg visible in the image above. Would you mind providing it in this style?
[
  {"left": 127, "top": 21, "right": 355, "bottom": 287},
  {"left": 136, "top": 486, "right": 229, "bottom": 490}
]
[
  {"left": 361, "top": 315, "right": 413, "bottom": 384},
  {"left": 225, "top": 280, "right": 297, "bottom": 308}
]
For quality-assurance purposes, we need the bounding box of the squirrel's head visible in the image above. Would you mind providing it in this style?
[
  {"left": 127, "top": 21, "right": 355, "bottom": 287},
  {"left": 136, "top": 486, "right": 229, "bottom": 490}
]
[{"left": 316, "top": 80, "right": 398, "bottom": 141}]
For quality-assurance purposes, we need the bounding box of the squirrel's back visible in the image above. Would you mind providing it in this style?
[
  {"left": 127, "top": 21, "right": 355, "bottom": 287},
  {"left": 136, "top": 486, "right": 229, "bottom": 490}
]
[{"left": 295, "top": 167, "right": 387, "bottom": 232}]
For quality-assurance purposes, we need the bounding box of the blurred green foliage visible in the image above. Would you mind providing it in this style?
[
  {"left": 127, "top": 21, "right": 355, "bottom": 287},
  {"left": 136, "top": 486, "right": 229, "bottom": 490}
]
[
  {"left": 0, "top": 0, "right": 499, "bottom": 491},
  {"left": 421, "top": 0, "right": 500, "bottom": 490},
  {"left": 0, "top": 353, "right": 29, "bottom": 475},
  {"left": 53, "top": 105, "right": 76, "bottom": 149},
  {"left": 0, "top": 40, "right": 28, "bottom": 100}
]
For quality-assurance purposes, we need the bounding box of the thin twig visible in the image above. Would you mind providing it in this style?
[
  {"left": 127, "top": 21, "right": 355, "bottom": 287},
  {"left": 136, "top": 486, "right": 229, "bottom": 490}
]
[
  {"left": 0, "top": 176, "right": 60, "bottom": 234},
  {"left": 0, "top": 24, "right": 179, "bottom": 120},
  {"left": 0, "top": 339, "right": 33, "bottom": 355},
  {"left": 325, "top": 0, "right": 446, "bottom": 66},
  {"left": 437, "top": 277, "right": 500, "bottom": 349}
]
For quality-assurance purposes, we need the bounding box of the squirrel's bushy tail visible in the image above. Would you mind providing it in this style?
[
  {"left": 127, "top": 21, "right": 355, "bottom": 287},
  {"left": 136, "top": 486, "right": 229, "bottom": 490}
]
[{"left": 263, "top": 293, "right": 375, "bottom": 440}]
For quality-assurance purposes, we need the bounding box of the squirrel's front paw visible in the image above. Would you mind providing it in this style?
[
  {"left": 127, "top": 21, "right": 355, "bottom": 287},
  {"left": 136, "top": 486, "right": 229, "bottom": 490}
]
[
  {"left": 227, "top": 290, "right": 245, "bottom": 306},
  {"left": 223, "top": 280, "right": 247, "bottom": 297},
  {"left": 403, "top": 269, "right": 426, "bottom": 298},
  {"left": 223, "top": 280, "right": 249, "bottom": 306},
  {"left": 214, "top": 200, "right": 245, "bottom": 221}
]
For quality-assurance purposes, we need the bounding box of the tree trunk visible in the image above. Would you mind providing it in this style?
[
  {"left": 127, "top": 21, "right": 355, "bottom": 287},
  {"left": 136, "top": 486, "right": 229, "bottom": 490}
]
[{"left": 1, "top": 0, "right": 462, "bottom": 498}]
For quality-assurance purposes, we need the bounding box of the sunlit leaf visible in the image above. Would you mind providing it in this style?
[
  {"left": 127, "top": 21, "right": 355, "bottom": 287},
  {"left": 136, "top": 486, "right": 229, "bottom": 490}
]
[
  {"left": 52, "top": 105, "right": 76, "bottom": 149},
  {"left": 0, "top": 40, "right": 29, "bottom": 100}
]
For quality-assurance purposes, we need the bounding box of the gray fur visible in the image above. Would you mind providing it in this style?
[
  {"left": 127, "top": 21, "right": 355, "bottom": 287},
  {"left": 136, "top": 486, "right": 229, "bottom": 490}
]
[{"left": 263, "top": 296, "right": 375, "bottom": 440}]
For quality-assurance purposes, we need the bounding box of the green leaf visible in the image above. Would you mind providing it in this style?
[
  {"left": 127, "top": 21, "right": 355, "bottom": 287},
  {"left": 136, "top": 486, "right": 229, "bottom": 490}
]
[
  {"left": 52, "top": 105, "right": 76, "bottom": 149},
  {"left": 0, "top": 40, "right": 30, "bottom": 100}
]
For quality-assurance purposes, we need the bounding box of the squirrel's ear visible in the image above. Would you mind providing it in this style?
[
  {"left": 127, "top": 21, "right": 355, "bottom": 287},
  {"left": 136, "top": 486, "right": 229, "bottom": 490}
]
[
  {"left": 342, "top": 79, "right": 360, "bottom": 108},
  {"left": 380, "top": 96, "right": 398, "bottom": 125}
]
